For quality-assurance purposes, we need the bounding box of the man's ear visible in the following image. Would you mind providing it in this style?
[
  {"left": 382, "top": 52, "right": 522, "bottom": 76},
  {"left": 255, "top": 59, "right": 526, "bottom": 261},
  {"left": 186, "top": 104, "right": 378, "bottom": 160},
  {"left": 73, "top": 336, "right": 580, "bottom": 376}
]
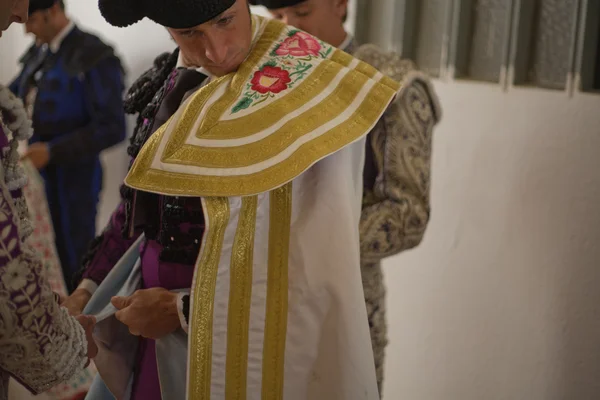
[
  {"left": 50, "top": 2, "right": 61, "bottom": 15},
  {"left": 333, "top": 0, "right": 349, "bottom": 22}
]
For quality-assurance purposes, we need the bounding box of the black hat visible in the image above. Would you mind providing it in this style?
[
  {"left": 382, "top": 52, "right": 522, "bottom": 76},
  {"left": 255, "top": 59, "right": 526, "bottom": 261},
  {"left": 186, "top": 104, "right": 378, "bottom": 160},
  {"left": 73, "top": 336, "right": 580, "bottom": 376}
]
[
  {"left": 29, "top": 0, "right": 57, "bottom": 15},
  {"left": 99, "top": 0, "right": 236, "bottom": 28},
  {"left": 249, "top": 0, "right": 306, "bottom": 8}
]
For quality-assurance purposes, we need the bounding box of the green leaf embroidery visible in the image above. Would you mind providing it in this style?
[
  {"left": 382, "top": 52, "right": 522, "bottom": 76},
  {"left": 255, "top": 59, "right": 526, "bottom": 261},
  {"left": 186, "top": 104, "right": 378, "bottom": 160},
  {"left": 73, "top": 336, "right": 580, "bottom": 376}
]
[
  {"left": 232, "top": 97, "right": 254, "bottom": 114},
  {"left": 270, "top": 44, "right": 281, "bottom": 56}
]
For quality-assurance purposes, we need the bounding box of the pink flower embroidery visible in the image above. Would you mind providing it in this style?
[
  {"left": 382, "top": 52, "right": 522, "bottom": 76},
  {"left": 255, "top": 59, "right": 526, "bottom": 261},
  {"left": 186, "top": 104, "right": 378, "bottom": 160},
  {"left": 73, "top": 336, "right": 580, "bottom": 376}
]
[
  {"left": 251, "top": 66, "right": 292, "bottom": 94},
  {"left": 275, "top": 31, "right": 321, "bottom": 57}
]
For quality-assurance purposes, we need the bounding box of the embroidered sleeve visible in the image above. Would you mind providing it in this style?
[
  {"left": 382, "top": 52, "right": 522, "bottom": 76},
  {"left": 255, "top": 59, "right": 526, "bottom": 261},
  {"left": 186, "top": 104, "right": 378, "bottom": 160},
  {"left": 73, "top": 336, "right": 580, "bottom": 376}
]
[
  {"left": 48, "top": 56, "right": 126, "bottom": 165},
  {"left": 0, "top": 180, "right": 88, "bottom": 394},
  {"left": 359, "top": 78, "right": 440, "bottom": 264}
]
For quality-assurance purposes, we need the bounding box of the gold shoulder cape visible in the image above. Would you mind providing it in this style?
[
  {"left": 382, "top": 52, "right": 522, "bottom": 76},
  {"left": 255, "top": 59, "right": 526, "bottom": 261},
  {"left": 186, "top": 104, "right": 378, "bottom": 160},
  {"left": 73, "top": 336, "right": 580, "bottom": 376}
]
[{"left": 125, "top": 16, "right": 401, "bottom": 198}]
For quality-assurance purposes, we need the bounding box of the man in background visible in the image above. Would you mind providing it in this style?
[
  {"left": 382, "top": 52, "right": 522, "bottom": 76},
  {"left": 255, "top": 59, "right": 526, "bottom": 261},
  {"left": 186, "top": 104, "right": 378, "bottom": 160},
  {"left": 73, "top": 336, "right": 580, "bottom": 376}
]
[
  {"left": 9, "top": 0, "right": 126, "bottom": 292},
  {"left": 251, "top": 0, "right": 442, "bottom": 395}
]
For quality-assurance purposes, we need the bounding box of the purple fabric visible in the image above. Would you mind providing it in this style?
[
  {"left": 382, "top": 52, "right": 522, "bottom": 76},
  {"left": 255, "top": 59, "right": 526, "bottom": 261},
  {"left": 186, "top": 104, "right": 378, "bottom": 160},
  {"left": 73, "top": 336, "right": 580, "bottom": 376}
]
[
  {"left": 141, "top": 240, "right": 195, "bottom": 290},
  {"left": 131, "top": 239, "right": 195, "bottom": 400},
  {"left": 131, "top": 339, "right": 160, "bottom": 400},
  {"left": 82, "top": 202, "right": 140, "bottom": 284},
  {"left": 0, "top": 125, "right": 64, "bottom": 393}
]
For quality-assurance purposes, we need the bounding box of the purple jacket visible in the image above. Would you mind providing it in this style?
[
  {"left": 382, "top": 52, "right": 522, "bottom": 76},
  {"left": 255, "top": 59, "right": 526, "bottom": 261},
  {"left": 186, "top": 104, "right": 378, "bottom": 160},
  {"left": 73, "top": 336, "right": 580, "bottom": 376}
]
[{"left": 0, "top": 124, "right": 88, "bottom": 399}]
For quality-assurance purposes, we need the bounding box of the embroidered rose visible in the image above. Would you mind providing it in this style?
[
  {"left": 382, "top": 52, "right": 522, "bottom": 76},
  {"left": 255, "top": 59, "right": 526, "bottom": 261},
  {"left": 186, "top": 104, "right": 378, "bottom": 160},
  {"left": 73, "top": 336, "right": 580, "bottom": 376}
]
[
  {"left": 275, "top": 31, "right": 321, "bottom": 57},
  {"left": 1, "top": 259, "right": 29, "bottom": 291},
  {"left": 251, "top": 66, "right": 291, "bottom": 94}
]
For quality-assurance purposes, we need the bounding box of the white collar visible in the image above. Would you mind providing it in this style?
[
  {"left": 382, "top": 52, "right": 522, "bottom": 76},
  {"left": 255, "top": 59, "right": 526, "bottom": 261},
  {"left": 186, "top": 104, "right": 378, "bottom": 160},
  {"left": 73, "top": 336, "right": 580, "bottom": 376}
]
[
  {"left": 49, "top": 20, "right": 75, "bottom": 53},
  {"left": 339, "top": 33, "right": 353, "bottom": 52}
]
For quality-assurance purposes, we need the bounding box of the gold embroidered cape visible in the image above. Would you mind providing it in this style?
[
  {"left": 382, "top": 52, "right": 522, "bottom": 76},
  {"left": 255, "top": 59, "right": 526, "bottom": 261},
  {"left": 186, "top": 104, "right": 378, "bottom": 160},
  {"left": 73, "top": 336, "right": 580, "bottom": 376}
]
[{"left": 125, "top": 16, "right": 400, "bottom": 197}]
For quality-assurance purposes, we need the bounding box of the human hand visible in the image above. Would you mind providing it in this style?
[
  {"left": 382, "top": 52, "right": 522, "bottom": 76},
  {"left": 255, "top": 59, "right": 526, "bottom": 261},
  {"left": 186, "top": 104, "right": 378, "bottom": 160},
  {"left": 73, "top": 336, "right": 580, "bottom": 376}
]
[
  {"left": 62, "top": 288, "right": 92, "bottom": 316},
  {"left": 112, "top": 288, "right": 180, "bottom": 340},
  {"left": 75, "top": 314, "right": 98, "bottom": 365},
  {"left": 22, "top": 142, "right": 50, "bottom": 170}
]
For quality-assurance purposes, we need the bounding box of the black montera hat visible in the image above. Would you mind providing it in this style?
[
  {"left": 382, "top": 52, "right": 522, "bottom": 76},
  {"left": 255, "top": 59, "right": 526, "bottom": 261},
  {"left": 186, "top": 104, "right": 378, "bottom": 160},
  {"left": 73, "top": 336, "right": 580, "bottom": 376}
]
[
  {"left": 29, "top": 0, "right": 57, "bottom": 15},
  {"left": 98, "top": 0, "right": 237, "bottom": 28},
  {"left": 249, "top": 0, "right": 306, "bottom": 8}
]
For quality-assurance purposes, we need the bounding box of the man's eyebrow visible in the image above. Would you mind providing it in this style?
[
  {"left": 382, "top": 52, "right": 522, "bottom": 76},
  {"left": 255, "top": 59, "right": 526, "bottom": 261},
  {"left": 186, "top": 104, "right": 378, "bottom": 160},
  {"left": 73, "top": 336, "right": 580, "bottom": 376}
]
[
  {"left": 291, "top": 2, "right": 310, "bottom": 9},
  {"left": 210, "top": 10, "right": 237, "bottom": 23}
]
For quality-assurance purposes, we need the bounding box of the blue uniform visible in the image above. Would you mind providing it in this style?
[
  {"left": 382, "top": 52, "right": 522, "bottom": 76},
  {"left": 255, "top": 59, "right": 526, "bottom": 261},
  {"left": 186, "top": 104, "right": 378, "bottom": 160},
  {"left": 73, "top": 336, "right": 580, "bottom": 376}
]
[{"left": 10, "top": 26, "right": 126, "bottom": 291}]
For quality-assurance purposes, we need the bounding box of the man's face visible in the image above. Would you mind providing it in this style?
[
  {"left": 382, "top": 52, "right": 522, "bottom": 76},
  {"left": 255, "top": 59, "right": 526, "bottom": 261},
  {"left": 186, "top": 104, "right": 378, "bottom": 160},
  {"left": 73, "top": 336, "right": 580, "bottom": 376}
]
[
  {"left": 168, "top": 0, "right": 253, "bottom": 77},
  {"left": 0, "top": 0, "right": 28, "bottom": 36},
  {"left": 267, "top": 0, "right": 347, "bottom": 46},
  {"left": 25, "top": 8, "right": 54, "bottom": 43}
]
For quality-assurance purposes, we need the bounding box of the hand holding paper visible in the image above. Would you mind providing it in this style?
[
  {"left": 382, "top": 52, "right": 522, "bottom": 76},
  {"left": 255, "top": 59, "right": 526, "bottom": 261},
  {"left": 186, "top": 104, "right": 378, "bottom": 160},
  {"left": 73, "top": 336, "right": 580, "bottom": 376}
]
[{"left": 112, "top": 288, "right": 180, "bottom": 339}]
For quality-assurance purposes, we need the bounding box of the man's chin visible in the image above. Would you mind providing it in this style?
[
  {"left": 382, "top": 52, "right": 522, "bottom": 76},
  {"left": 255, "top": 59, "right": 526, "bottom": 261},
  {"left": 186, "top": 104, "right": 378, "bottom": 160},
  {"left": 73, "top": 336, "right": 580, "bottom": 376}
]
[{"left": 206, "top": 63, "right": 241, "bottom": 77}]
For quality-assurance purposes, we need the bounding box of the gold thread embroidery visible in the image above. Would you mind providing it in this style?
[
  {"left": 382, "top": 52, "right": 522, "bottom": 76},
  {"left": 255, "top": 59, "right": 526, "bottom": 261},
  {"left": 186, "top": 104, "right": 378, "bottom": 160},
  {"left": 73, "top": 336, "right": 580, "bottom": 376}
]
[
  {"left": 354, "top": 59, "right": 379, "bottom": 79},
  {"left": 197, "top": 61, "right": 342, "bottom": 141},
  {"left": 124, "top": 16, "right": 401, "bottom": 197},
  {"left": 125, "top": 80, "right": 395, "bottom": 197},
  {"left": 226, "top": 196, "right": 258, "bottom": 400},
  {"left": 166, "top": 69, "right": 369, "bottom": 168},
  {"left": 142, "top": 18, "right": 284, "bottom": 164},
  {"left": 189, "top": 197, "right": 230, "bottom": 400},
  {"left": 262, "top": 184, "right": 292, "bottom": 400},
  {"left": 169, "top": 50, "right": 385, "bottom": 147},
  {"left": 201, "top": 20, "right": 286, "bottom": 133},
  {"left": 164, "top": 77, "right": 226, "bottom": 160},
  {"left": 198, "top": 49, "right": 356, "bottom": 141},
  {"left": 331, "top": 48, "right": 355, "bottom": 68}
]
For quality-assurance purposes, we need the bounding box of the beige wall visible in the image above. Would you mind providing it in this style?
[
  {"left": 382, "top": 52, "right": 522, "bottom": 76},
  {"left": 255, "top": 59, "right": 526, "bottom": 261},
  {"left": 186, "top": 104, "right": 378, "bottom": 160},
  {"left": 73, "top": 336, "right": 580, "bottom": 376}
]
[{"left": 384, "top": 82, "right": 600, "bottom": 399}]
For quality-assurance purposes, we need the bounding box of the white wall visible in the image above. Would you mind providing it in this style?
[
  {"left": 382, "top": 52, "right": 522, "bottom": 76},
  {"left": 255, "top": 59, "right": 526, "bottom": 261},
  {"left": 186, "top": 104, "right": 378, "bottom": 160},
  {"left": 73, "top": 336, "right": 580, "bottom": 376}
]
[{"left": 383, "top": 82, "right": 600, "bottom": 400}]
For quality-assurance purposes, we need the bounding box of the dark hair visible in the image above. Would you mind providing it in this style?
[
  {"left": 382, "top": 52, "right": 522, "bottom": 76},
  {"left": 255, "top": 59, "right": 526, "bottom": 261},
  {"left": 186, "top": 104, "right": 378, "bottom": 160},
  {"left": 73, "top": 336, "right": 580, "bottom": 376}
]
[{"left": 57, "top": 0, "right": 65, "bottom": 10}]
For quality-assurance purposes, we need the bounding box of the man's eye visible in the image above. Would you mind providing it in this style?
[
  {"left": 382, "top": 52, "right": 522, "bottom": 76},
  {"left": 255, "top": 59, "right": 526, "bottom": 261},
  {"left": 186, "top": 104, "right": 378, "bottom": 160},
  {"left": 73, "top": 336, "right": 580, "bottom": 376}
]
[
  {"left": 180, "top": 30, "right": 196, "bottom": 37},
  {"left": 295, "top": 10, "right": 311, "bottom": 17},
  {"left": 217, "top": 16, "right": 233, "bottom": 26}
]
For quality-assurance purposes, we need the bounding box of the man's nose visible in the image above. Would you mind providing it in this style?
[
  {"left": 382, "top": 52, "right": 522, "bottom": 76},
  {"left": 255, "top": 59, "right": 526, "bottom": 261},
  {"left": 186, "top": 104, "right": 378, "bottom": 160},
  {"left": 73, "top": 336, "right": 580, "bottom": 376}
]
[
  {"left": 12, "top": 0, "right": 29, "bottom": 24},
  {"left": 204, "top": 36, "right": 228, "bottom": 65}
]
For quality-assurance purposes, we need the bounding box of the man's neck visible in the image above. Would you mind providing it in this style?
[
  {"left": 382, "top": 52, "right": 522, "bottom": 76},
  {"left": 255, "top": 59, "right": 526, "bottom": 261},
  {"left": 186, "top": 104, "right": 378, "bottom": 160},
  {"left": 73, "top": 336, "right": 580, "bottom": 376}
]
[
  {"left": 48, "top": 16, "right": 69, "bottom": 43},
  {"left": 328, "top": 26, "right": 348, "bottom": 49},
  {"left": 48, "top": 17, "right": 73, "bottom": 52},
  {"left": 338, "top": 32, "right": 353, "bottom": 51}
]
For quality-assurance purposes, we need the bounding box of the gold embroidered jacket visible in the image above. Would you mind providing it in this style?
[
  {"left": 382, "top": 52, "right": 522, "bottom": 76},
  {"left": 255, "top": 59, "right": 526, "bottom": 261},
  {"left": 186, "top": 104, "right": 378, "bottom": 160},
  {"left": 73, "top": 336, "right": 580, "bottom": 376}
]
[{"left": 351, "top": 43, "right": 441, "bottom": 264}]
